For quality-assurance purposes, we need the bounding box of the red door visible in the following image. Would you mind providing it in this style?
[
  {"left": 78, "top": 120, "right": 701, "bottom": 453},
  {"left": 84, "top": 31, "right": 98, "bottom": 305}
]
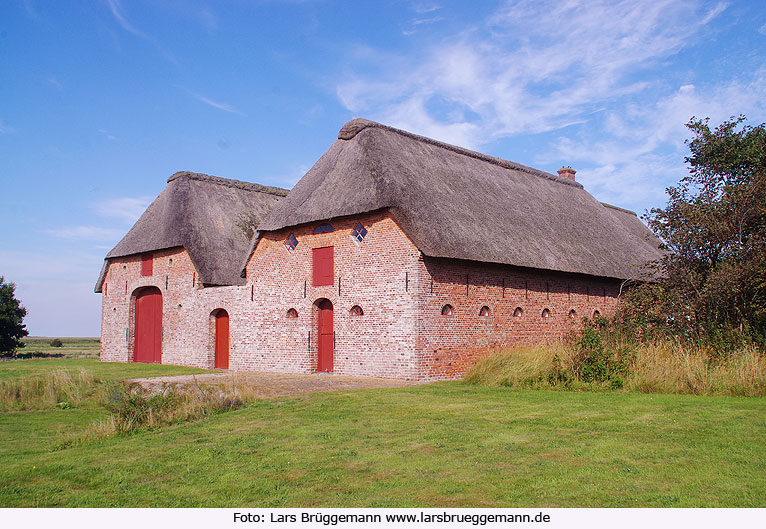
[
  {"left": 317, "top": 299, "right": 333, "bottom": 372},
  {"left": 214, "top": 310, "right": 229, "bottom": 369},
  {"left": 134, "top": 287, "right": 162, "bottom": 363}
]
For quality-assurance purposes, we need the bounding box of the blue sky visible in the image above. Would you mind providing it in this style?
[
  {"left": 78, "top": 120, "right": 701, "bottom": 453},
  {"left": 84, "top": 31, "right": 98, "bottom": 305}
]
[{"left": 1, "top": 0, "right": 765, "bottom": 337}]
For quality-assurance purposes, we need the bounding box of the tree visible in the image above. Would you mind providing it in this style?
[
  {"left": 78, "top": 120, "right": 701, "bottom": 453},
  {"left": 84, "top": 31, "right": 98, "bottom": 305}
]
[
  {"left": 0, "top": 276, "right": 28, "bottom": 356},
  {"left": 628, "top": 115, "right": 766, "bottom": 345}
]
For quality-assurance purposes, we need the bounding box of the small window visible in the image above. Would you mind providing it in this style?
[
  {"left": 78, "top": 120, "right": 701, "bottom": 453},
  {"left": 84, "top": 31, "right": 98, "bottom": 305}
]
[
  {"left": 568, "top": 309, "right": 577, "bottom": 319},
  {"left": 593, "top": 310, "right": 601, "bottom": 318},
  {"left": 314, "top": 224, "right": 334, "bottom": 234},
  {"left": 479, "top": 306, "right": 490, "bottom": 316},
  {"left": 441, "top": 304, "right": 454, "bottom": 316},
  {"left": 312, "top": 246, "right": 334, "bottom": 286},
  {"left": 513, "top": 307, "right": 523, "bottom": 317},
  {"left": 284, "top": 233, "right": 298, "bottom": 252},
  {"left": 286, "top": 308, "right": 298, "bottom": 318},
  {"left": 351, "top": 223, "right": 368, "bottom": 244},
  {"left": 541, "top": 308, "right": 550, "bottom": 318},
  {"left": 350, "top": 305, "right": 364, "bottom": 316},
  {"left": 141, "top": 254, "right": 153, "bottom": 276}
]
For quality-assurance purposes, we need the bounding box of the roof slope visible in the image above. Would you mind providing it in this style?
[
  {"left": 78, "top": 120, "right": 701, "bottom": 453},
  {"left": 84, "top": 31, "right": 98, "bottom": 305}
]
[
  {"left": 95, "top": 172, "right": 287, "bottom": 292},
  {"left": 257, "top": 118, "right": 662, "bottom": 280}
]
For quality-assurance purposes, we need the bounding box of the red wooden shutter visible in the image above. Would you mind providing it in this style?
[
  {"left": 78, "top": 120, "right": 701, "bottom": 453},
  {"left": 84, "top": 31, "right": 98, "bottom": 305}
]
[
  {"left": 141, "top": 254, "right": 153, "bottom": 276},
  {"left": 312, "top": 247, "right": 334, "bottom": 286}
]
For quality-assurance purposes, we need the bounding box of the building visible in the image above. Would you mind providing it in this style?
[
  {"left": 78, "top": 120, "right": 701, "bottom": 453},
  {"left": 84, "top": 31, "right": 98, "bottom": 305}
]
[{"left": 96, "top": 118, "right": 662, "bottom": 380}]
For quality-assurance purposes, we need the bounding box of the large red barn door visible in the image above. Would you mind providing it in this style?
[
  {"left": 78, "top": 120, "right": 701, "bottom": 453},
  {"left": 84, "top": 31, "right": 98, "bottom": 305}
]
[
  {"left": 134, "top": 287, "right": 162, "bottom": 363},
  {"left": 214, "top": 310, "right": 229, "bottom": 369},
  {"left": 317, "top": 299, "right": 334, "bottom": 372}
]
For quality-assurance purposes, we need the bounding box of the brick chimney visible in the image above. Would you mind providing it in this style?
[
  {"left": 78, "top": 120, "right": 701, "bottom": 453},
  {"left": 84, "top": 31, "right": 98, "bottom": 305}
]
[{"left": 557, "top": 166, "right": 576, "bottom": 181}]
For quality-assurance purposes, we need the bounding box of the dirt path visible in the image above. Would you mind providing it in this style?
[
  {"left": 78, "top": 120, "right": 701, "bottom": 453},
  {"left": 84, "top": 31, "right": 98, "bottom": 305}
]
[{"left": 125, "top": 371, "right": 418, "bottom": 399}]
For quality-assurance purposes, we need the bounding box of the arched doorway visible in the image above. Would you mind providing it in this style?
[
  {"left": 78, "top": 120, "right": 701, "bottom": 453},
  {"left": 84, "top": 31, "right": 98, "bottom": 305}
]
[
  {"left": 213, "top": 309, "right": 229, "bottom": 369},
  {"left": 134, "top": 287, "right": 162, "bottom": 363},
  {"left": 316, "top": 299, "right": 334, "bottom": 372}
]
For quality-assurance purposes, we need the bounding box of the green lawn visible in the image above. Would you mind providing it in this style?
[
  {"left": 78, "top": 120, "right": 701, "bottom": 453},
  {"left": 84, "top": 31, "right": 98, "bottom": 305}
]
[{"left": 0, "top": 359, "right": 764, "bottom": 507}]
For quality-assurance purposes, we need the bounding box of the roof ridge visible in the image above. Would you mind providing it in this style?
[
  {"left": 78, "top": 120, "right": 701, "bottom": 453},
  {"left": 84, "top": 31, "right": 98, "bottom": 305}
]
[
  {"left": 600, "top": 202, "right": 637, "bottom": 216},
  {"left": 168, "top": 171, "right": 289, "bottom": 197},
  {"left": 337, "top": 118, "right": 583, "bottom": 189}
]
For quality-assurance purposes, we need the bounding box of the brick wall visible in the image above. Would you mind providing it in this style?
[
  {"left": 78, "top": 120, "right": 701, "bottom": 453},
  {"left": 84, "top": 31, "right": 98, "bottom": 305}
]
[{"left": 413, "top": 257, "right": 621, "bottom": 380}]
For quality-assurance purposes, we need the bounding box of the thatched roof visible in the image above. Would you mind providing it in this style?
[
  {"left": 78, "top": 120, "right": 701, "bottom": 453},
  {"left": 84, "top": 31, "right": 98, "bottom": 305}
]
[
  {"left": 95, "top": 172, "right": 287, "bottom": 292},
  {"left": 254, "top": 118, "right": 663, "bottom": 280}
]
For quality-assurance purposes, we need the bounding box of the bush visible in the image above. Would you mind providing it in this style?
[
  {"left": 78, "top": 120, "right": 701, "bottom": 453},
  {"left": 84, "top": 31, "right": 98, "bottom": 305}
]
[
  {"left": 50, "top": 339, "right": 63, "bottom": 348},
  {"left": 569, "top": 319, "right": 632, "bottom": 386}
]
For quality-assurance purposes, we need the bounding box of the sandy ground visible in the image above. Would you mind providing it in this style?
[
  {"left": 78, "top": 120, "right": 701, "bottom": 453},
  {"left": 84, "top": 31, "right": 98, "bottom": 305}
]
[{"left": 124, "top": 371, "right": 419, "bottom": 399}]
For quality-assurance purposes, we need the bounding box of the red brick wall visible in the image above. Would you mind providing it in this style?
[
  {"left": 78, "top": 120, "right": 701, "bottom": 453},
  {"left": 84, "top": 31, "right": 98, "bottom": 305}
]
[
  {"left": 413, "top": 257, "right": 621, "bottom": 380},
  {"left": 99, "top": 210, "right": 623, "bottom": 381}
]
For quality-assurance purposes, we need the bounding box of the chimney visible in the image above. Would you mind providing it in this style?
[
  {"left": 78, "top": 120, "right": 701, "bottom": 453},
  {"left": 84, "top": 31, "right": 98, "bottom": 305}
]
[{"left": 557, "top": 166, "right": 576, "bottom": 181}]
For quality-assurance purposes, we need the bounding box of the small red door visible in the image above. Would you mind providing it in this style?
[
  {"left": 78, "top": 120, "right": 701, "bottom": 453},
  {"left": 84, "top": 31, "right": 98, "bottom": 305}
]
[
  {"left": 134, "top": 287, "right": 162, "bottom": 363},
  {"left": 214, "top": 310, "right": 229, "bottom": 369},
  {"left": 317, "top": 299, "right": 333, "bottom": 372}
]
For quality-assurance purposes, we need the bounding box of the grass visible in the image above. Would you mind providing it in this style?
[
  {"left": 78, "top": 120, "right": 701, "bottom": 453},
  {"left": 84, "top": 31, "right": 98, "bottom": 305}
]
[
  {"left": 0, "top": 358, "right": 764, "bottom": 507},
  {"left": 466, "top": 341, "right": 766, "bottom": 397},
  {"left": 18, "top": 337, "right": 101, "bottom": 358}
]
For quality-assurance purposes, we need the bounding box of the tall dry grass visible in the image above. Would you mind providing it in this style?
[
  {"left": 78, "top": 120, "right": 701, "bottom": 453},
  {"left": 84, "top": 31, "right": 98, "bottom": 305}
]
[
  {"left": 465, "top": 341, "right": 766, "bottom": 397},
  {"left": 0, "top": 368, "right": 97, "bottom": 410},
  {"left": 61, "top": 376, "right": 263, "bottom": 448}
]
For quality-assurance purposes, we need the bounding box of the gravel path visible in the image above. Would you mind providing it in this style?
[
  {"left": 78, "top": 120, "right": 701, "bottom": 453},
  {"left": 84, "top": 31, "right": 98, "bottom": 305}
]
[{"left": 124, "top": 371, "right": 418, "bottom": 398}]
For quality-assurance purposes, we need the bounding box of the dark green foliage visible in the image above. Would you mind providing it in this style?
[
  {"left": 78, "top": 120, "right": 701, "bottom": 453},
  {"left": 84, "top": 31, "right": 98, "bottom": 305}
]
[
  {"left": 546, "top": 353, "right": 573, "bottom": 387},
  {"left": 0, "top": 276, "right": 28, "bottom": 356},
  {"left": 622, "top": 116, "right": 766, "bottom": 345},
  {"left": 49, "top": 339, "right": 63, "bottom": 348},
  {"left": 567, "top": 318, "right": 632, "bottom": 386}
]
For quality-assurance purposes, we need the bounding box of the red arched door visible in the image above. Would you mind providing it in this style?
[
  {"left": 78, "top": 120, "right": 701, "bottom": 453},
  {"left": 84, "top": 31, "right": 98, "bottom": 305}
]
[
  {"left": 134, "top": 287, "right": 162, "bottom": 363},
  {"left": 214, "top": 309, "right": 229, "bottom": 369},
  {"left": 317, "top": 299, "right": 333, "bottom": 372}
]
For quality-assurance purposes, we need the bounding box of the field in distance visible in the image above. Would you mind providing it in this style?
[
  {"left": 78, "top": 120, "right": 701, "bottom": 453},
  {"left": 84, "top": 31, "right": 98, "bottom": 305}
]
[{"left": 20, "top": 337, "right": 100, "bottom": 358}]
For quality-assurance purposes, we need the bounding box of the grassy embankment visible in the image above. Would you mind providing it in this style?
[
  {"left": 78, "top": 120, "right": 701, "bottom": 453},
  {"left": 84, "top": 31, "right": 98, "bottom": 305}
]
[
  {"left": 465, "top": 341, "right": 766, "bottom": 397},
  {"left": 0, "top": 357, "right": 764, "bottom": 507}
]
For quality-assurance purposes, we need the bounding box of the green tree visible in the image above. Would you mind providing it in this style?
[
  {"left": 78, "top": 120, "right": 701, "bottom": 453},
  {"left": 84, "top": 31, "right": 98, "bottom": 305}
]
[
  {"left": 627, "top": 115, "right": 766, "bottom": 345},
  {"left": 0, "top": 276, "right": 28, "bottom": 355}
]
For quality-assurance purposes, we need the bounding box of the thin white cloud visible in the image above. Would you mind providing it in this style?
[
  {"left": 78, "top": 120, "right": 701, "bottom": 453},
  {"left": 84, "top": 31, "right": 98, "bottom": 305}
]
[
  {"left": 106, "top": 0, "right": 178, "bottom": 65},
  {"left": 45, "top": 226, "right": 126, "bottom": 241},
  {"left": 412, "top": 3, "right": 441, "bottom": 14},
  {"left": 759, "top": 22, "right": 766, "bottom": 36},
  {"left": 106, "top": 0, "right": 150, "bottom": 40},
  {"left": 177, "top": 86, "right": 244, "bottom": 115},
  {"left": 47, "top": 76, "right": 64, "bottom": 91},
  {"left": 0, "top": 119, "right": 13, "bottom": 134},
  {"left": 97, "top": 129, "right": 117, "bottom": 140},
  {"left": 93, "top": 196, "right": 153, "bottom": 224}
]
